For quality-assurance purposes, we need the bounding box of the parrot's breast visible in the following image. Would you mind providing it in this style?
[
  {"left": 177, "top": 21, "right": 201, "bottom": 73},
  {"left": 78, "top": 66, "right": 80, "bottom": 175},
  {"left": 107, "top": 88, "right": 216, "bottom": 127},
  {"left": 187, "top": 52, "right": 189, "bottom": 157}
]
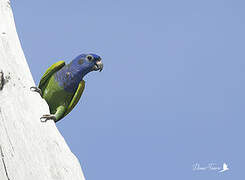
[
  {"left": 42, "top": 76, "right": 74, "bottom": 114},
  {"left": 54, "top": 64, "right": 82, "bottom": 93}
]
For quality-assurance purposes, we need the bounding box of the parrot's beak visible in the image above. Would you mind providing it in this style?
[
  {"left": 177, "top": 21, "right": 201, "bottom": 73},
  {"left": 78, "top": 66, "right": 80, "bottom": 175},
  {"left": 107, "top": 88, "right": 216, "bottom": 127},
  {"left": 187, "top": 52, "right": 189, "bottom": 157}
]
[{"left": 94, "top": 60, "right": 103, "bottom": 72}]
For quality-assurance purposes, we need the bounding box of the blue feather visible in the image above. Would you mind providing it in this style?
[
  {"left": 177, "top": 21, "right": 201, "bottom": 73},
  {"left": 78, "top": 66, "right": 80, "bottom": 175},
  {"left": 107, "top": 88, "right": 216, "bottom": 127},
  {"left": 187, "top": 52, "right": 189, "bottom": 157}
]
[{"left": 54, "top": 53, "right": 101, "bottom": 93}]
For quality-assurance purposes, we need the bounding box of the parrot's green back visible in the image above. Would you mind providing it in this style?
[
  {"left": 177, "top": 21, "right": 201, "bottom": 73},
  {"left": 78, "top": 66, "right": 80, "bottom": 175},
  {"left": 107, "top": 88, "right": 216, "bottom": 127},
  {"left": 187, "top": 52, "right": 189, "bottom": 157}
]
[
  {"left": 39, "top": 61, "right": 65, "bottom": 90},
  {"left": 38, "top": 61, "right": 85, "bottom": 122}
]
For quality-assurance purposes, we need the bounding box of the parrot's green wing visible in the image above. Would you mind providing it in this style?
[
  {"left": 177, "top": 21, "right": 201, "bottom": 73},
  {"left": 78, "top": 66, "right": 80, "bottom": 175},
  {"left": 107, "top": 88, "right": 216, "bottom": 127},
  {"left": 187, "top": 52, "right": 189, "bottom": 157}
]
[
  {"left": 38, "top": 61, "right": 65, "bottom": 89},
  {"left": 63, "top": 80, "right": 85, "bottom": 117}
]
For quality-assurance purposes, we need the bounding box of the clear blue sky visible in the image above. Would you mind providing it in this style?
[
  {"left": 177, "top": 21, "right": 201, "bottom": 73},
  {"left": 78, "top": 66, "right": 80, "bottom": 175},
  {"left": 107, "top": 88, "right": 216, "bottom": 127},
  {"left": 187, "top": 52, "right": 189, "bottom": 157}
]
[{"left": 12, "top": 0, "right": 245, "bottom": 179}]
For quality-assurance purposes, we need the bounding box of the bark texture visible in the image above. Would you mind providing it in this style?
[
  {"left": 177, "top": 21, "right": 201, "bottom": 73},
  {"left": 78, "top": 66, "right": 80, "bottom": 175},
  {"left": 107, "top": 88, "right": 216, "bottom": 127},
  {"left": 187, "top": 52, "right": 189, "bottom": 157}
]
[{"left": 0, "top": 0, "right": 85, "bottom": 179}]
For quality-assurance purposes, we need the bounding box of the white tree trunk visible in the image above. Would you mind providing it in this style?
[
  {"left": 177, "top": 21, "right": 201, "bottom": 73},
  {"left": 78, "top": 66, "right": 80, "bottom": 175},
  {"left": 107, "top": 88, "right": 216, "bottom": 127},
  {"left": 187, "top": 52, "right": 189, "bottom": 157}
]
[{"left": 0, "top": 0, "right": 86, "bottom": 179}]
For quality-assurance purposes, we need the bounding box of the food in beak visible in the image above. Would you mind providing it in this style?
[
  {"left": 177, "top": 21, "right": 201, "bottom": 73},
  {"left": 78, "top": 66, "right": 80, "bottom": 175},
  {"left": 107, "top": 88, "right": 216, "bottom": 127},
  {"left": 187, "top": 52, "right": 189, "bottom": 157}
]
[{"left": 94, "top": 60, "right": 103, "bottom": 72}]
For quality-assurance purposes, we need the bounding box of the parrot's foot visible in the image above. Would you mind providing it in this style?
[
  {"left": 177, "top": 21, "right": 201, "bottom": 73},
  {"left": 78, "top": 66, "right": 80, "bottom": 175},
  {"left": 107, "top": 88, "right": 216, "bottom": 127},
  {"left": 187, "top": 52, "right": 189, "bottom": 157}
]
[
  {"left": 30, "top": 86, "right": 42, "bottom": 96},
  {"left": 40, "top": 114, "right": 56, "bottom": 122}
]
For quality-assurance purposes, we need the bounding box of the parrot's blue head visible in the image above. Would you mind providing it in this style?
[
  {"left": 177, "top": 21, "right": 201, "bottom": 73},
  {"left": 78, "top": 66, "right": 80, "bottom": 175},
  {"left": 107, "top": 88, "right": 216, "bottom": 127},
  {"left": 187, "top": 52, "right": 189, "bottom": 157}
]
[
  {"left": 71, "top": 53, "right": 103, "bottom": 78},
  {"left": 55, "top": 53, "right": 103, "bottom": 92}
]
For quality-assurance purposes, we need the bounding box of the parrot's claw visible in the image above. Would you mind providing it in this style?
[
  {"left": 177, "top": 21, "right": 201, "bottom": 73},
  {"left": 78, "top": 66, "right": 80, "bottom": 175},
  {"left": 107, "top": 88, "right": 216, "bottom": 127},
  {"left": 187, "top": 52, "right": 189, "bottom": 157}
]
[
  {"left": 40, "top": 114, "right": 56, "bottom": 122},
  {"left": 30, "top": 86, "right": 42, "bottom": 96}
]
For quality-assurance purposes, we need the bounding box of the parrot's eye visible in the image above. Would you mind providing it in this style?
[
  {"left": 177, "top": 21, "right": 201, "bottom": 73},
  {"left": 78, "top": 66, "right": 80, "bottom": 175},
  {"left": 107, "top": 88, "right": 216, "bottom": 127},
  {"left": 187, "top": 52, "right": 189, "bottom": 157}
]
[{"left": 86, "top": 55, "right": 94, "bottom": 62}]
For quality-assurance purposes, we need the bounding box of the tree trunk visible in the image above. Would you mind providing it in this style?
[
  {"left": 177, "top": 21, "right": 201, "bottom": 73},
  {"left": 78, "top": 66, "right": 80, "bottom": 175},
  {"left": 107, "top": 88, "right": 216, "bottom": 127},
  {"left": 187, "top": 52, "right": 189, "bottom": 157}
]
[{"left": 0, "top": 0, "right": 86, "bottom": 179}]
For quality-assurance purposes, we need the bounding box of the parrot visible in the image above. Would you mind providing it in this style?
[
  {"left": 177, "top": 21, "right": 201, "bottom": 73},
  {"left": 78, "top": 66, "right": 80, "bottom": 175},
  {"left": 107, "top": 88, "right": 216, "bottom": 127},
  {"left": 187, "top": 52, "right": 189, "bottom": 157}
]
[{"left": 30, "top": 53, "right": 103, "bottom": 122}]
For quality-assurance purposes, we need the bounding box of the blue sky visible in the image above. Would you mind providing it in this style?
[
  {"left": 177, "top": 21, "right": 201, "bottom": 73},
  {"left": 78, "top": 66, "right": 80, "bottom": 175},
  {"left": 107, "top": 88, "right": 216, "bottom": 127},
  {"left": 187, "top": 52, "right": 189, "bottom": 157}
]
[{"left": 12, "top": 0, "right": 245, "bottom": 179}]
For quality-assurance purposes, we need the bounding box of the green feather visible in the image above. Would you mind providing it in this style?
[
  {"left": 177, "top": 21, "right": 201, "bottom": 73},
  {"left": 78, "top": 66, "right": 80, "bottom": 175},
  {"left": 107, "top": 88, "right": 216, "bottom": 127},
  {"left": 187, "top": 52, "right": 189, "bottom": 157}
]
[
  {"left": 64, "top": 80, "right": 85, "bottom": 117},
  {"left": 38, "top": 60, "right": 65, "bottom": 90}
]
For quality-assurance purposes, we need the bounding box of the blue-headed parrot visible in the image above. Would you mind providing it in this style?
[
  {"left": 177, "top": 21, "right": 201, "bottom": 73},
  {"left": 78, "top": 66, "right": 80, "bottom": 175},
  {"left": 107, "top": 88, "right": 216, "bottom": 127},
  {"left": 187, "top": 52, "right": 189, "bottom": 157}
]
[{"left": 31, "top": 53, "right": 103, "bottom": 122}]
